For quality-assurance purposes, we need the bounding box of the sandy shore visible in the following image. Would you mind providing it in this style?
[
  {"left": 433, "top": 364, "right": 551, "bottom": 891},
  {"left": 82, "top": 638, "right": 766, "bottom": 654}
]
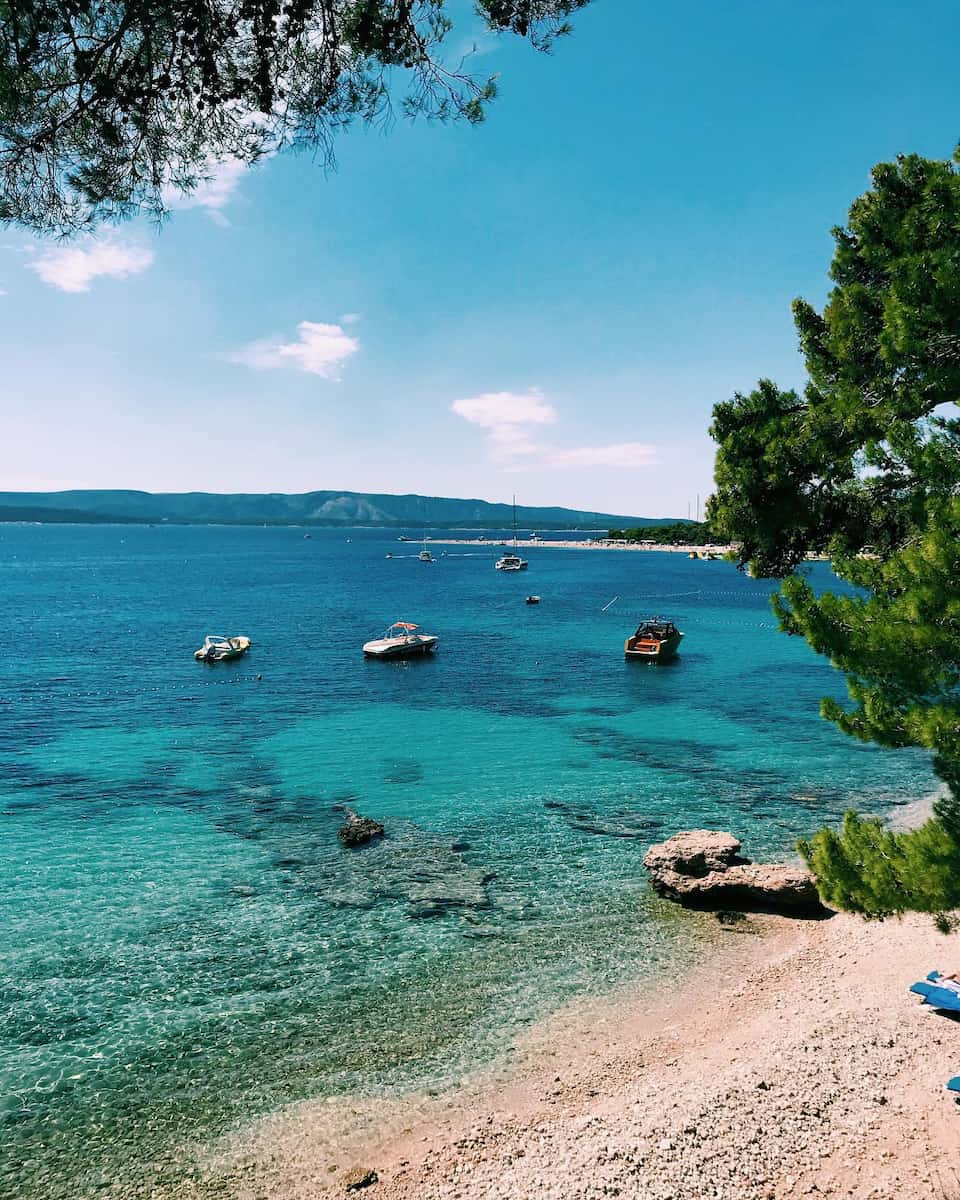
[{"left": 206, "top": 910, "right": 959, "bottom": 1200}]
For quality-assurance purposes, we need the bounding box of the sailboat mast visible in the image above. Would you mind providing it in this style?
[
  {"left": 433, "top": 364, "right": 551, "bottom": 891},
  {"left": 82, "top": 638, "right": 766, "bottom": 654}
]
[{"left": 512, "top": 494, "right": 517, "bottom": 548}]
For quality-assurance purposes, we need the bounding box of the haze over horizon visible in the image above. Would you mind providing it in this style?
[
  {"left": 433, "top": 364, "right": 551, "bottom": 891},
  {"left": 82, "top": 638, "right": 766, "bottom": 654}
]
[{"left": 2, "top": 0, "right": 957, "bottom": 516}]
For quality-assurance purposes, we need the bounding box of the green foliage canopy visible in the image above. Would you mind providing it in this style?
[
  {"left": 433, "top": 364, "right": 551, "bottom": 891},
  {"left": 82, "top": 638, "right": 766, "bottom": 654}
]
[
  {"left": 707, "top": 148, "right": 960, "bottom": 921},
  {"left": 607, "top": 521, "right": 716, "bottom": 545},
  {"left": 0, "top": 0, "right": 590, "bottom": 234},
  {"left": 799, "top": 812, "right": 960, "bottom": 932}
]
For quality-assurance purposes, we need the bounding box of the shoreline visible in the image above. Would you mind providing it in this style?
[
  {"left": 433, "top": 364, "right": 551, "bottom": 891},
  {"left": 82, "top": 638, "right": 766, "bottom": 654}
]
[
  {"left": 203, "top": 906, "right": 959, "bottom": 1200},
  {"left": 427, "top": 538, "right": 732, "bottom": 553}
]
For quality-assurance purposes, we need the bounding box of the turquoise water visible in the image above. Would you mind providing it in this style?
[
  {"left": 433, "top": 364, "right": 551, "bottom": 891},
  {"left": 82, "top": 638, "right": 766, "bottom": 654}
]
[{"left": 0, "top": 526, "right": 935, "bottom": 1197}]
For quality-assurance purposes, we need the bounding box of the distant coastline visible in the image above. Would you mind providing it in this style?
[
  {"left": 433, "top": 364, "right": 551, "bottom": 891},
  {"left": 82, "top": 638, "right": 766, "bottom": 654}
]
[
  {"left": 0, "top": 489, "right": 690, "bottom": 530},
  {"left": 0, "top": 514, "right": 624, "bottom": 531}
]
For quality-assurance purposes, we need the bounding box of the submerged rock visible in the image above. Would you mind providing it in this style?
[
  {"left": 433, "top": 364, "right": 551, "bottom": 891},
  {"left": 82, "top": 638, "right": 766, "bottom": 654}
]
[
  {"left": 544, "top": 797, "right": 661, "bottom": 839},
  {"left": 336, "top": 808, "right": 385, "bottom": 848},
  {"left": 408, "top": 900, "right": 447, "bottom": 919},
  {"left": 313, "top": 817, "right": 495, "bottom": 916},
  {"left": 643, "top": 830, "right": 827, "bottom": 916}
]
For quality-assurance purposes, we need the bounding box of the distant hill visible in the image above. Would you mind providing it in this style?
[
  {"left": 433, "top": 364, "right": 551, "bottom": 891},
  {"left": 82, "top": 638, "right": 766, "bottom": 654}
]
[{"left": 0, "top": 490, "right": 684, "bottom": 530}]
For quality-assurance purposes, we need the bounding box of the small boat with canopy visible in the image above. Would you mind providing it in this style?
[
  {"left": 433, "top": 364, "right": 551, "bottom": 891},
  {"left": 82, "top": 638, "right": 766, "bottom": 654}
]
[
  {"left": 363, "top": 621, "right": 438, "bottom": 659},
  {"left": 194, "top": 634, "right": 251, "bottom": 663},
  {"left": 624, "top": 617, "right": 683, "bottom": 662}
]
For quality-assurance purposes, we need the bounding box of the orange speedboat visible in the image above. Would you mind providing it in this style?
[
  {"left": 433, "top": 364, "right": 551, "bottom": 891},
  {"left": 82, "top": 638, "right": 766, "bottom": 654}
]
[{"left": 624, "top": 617, "right": 683, "bottom": 662}]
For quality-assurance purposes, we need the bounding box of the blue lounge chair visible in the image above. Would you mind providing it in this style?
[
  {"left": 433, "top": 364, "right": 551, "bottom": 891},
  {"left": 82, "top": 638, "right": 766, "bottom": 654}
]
[{"left": 948, "top": 1077, "right": 960, "bottom": 1094}]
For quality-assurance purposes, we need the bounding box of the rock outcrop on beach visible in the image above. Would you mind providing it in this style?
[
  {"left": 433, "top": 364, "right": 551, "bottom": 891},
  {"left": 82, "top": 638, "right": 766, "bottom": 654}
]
[
  {"left": 336, "top": 809, "right": 386, "bottom": 848},
  {"left": 343, "top": 1165, "right": 378, "bottom": 1191},
  {"left": 642, "top": 830, "right": 826, "bottom": 916}
]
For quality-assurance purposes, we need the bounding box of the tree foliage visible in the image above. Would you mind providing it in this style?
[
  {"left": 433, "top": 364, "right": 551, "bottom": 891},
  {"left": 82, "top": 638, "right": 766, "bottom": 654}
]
[
  {"left": 607, "top": 521, "right": 716, "bottom": 545},
  {"left": 0, "top": 0, "right": 590, "bottom": 234},
  {"left": 707, "top": 148, "right": 960, "bottom": 922},
  {"left": 798, "top": 812, "right": 960, "bottom": 932}
]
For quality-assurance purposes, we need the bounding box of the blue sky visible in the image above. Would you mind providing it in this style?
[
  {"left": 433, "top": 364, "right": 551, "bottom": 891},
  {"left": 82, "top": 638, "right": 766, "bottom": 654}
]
[{"left": 2, "top": 0, "right": 958, "bottom": 518}]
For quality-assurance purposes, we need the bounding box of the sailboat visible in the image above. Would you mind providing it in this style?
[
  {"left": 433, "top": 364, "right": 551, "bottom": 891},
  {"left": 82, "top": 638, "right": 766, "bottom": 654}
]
[
  {"left": 418, "top": 530, "right": 434, "bottom": 562},
  {"left": 495, "top": 496, "right": 528, "bottom": 571}
]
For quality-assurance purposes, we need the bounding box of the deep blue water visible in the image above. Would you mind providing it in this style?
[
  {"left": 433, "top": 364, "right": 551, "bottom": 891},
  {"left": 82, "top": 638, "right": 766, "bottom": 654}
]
[{"left": 0, "top": 525, "right": 935, "bottom": 1197}]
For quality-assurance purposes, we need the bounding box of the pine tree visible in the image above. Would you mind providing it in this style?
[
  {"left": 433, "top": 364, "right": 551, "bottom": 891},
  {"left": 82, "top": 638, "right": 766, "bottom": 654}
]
[{"left": 708, "top": 147, "right": 960, "bottom": 926}]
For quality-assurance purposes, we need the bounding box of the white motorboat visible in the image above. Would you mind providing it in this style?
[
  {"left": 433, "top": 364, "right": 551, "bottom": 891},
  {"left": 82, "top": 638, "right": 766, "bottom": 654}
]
[
  {"left": 363, "top": 621, "right": 438, "bottom": 659},
  {"left": 194, "top": 634, "right": 251, "bottom": 663}
]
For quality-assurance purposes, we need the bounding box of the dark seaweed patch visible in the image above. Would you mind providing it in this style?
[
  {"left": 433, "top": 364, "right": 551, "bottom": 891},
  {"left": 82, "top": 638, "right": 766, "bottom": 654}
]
[{"left": 382, "top": 758, "right": 425, "bottom": 785}]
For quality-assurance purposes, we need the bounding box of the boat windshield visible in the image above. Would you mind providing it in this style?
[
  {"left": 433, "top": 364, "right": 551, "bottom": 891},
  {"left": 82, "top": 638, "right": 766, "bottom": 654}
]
[{"left": 635, "top": 620, "right": 676, "bottom": 639}]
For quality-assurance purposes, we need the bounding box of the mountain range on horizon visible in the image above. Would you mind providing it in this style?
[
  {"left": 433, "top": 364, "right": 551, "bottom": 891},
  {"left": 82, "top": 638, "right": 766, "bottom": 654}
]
[{"left": 0, "top": 490, "right": 686, "bottom": 529}]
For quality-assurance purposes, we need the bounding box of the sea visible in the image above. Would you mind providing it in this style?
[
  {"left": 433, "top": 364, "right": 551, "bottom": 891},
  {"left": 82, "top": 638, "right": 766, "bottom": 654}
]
[{"left": 0, "top": 524, "right": 936, "bottom": 1198}]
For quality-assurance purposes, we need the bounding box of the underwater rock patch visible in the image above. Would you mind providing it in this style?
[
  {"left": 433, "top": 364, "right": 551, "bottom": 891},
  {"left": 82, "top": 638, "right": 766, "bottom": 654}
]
[
  {"left": 544, "top": 798, "right": 661, "bottom": 839},
  {"left": 336, "top": 808, "right": 386, "bottom": 848},
  {"left": 382, "top": 758, "right": 425, "bottom": 785}
]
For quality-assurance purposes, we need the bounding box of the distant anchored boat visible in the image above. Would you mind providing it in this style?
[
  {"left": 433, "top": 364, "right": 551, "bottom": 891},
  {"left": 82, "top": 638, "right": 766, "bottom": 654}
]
[
  {"left": 525, "top": 595, "right": 541, "bottom": 605},
  {"left": 495, "top": 494, "right": 528, "bottom": 571},
  {"left": 363, "top": 621, "right": 438, "bottom": 659},
  {"left": 624, "top": 618, "right": 683, "bottom": 662},
  {"left": 495, "top": 552, "right": 527, "bottom": 571},
  {"left": 195, "top": 634, "right": 251, "bottom": 663}
]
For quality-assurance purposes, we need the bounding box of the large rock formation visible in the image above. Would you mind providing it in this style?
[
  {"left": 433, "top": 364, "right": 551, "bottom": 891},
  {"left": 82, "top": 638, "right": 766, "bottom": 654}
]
[{"left": 642, "top": 830, "right": 827, "bottom": 916}]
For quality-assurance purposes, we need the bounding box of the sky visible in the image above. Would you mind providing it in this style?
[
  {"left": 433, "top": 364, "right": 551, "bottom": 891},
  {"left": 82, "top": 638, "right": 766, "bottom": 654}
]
[{"left": 2, "top": 0, "right": 959, "bottom": 518}]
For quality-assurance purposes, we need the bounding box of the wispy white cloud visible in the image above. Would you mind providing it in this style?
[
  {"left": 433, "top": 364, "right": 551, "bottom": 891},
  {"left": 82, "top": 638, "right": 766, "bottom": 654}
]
[
  {"left": 340, "top": 312, "right": 361, "bottom": 326},
  {"left": 452, "top": 389, "right": 556, "bottom": 431},
  {"left": 162, "top": 158, "right": 247, "bottom": 225},
  {"left": 542, "top": 443, "right": 658, "bottom": 468},
  {"left": 451, "top": 389, "right": 556, "bottom": 462},
  {"left": 452, "top": 388, "right": 658, "bottom": 470},
  {"left": 30, "top": 240, "right": 154, "bottom": 293},
  {"left": 232, "top": 320, "right": 359, "bottom": 379}
]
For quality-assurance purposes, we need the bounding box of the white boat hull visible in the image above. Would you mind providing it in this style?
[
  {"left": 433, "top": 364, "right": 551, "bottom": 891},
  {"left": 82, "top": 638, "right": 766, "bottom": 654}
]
[
  {"left": 195, "top": 635, "right": 251, "bottom": 663},
  {"left": 363, "top": 635, "right": 438, "bottom": 659}
]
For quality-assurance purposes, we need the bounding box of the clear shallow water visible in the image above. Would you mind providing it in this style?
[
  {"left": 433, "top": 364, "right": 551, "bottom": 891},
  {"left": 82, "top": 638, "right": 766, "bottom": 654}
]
[{"left": 0, "top": 526, "right": 935, "bottom": 1196}]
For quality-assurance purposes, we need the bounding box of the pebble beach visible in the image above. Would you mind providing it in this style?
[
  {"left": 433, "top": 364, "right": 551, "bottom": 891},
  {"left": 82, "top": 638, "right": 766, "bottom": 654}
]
[{"left": 210, "top": 911, "right": 960, "bottom": 1200}]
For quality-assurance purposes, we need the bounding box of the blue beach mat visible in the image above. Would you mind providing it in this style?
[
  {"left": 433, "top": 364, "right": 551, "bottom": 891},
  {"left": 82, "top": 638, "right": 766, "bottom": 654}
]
[
  {"left": 948, "top": 1077, "right": 960, "bottom": 1094},
  {"left": 910, "top": 981, "right": 960, "bottom": 1012}
]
